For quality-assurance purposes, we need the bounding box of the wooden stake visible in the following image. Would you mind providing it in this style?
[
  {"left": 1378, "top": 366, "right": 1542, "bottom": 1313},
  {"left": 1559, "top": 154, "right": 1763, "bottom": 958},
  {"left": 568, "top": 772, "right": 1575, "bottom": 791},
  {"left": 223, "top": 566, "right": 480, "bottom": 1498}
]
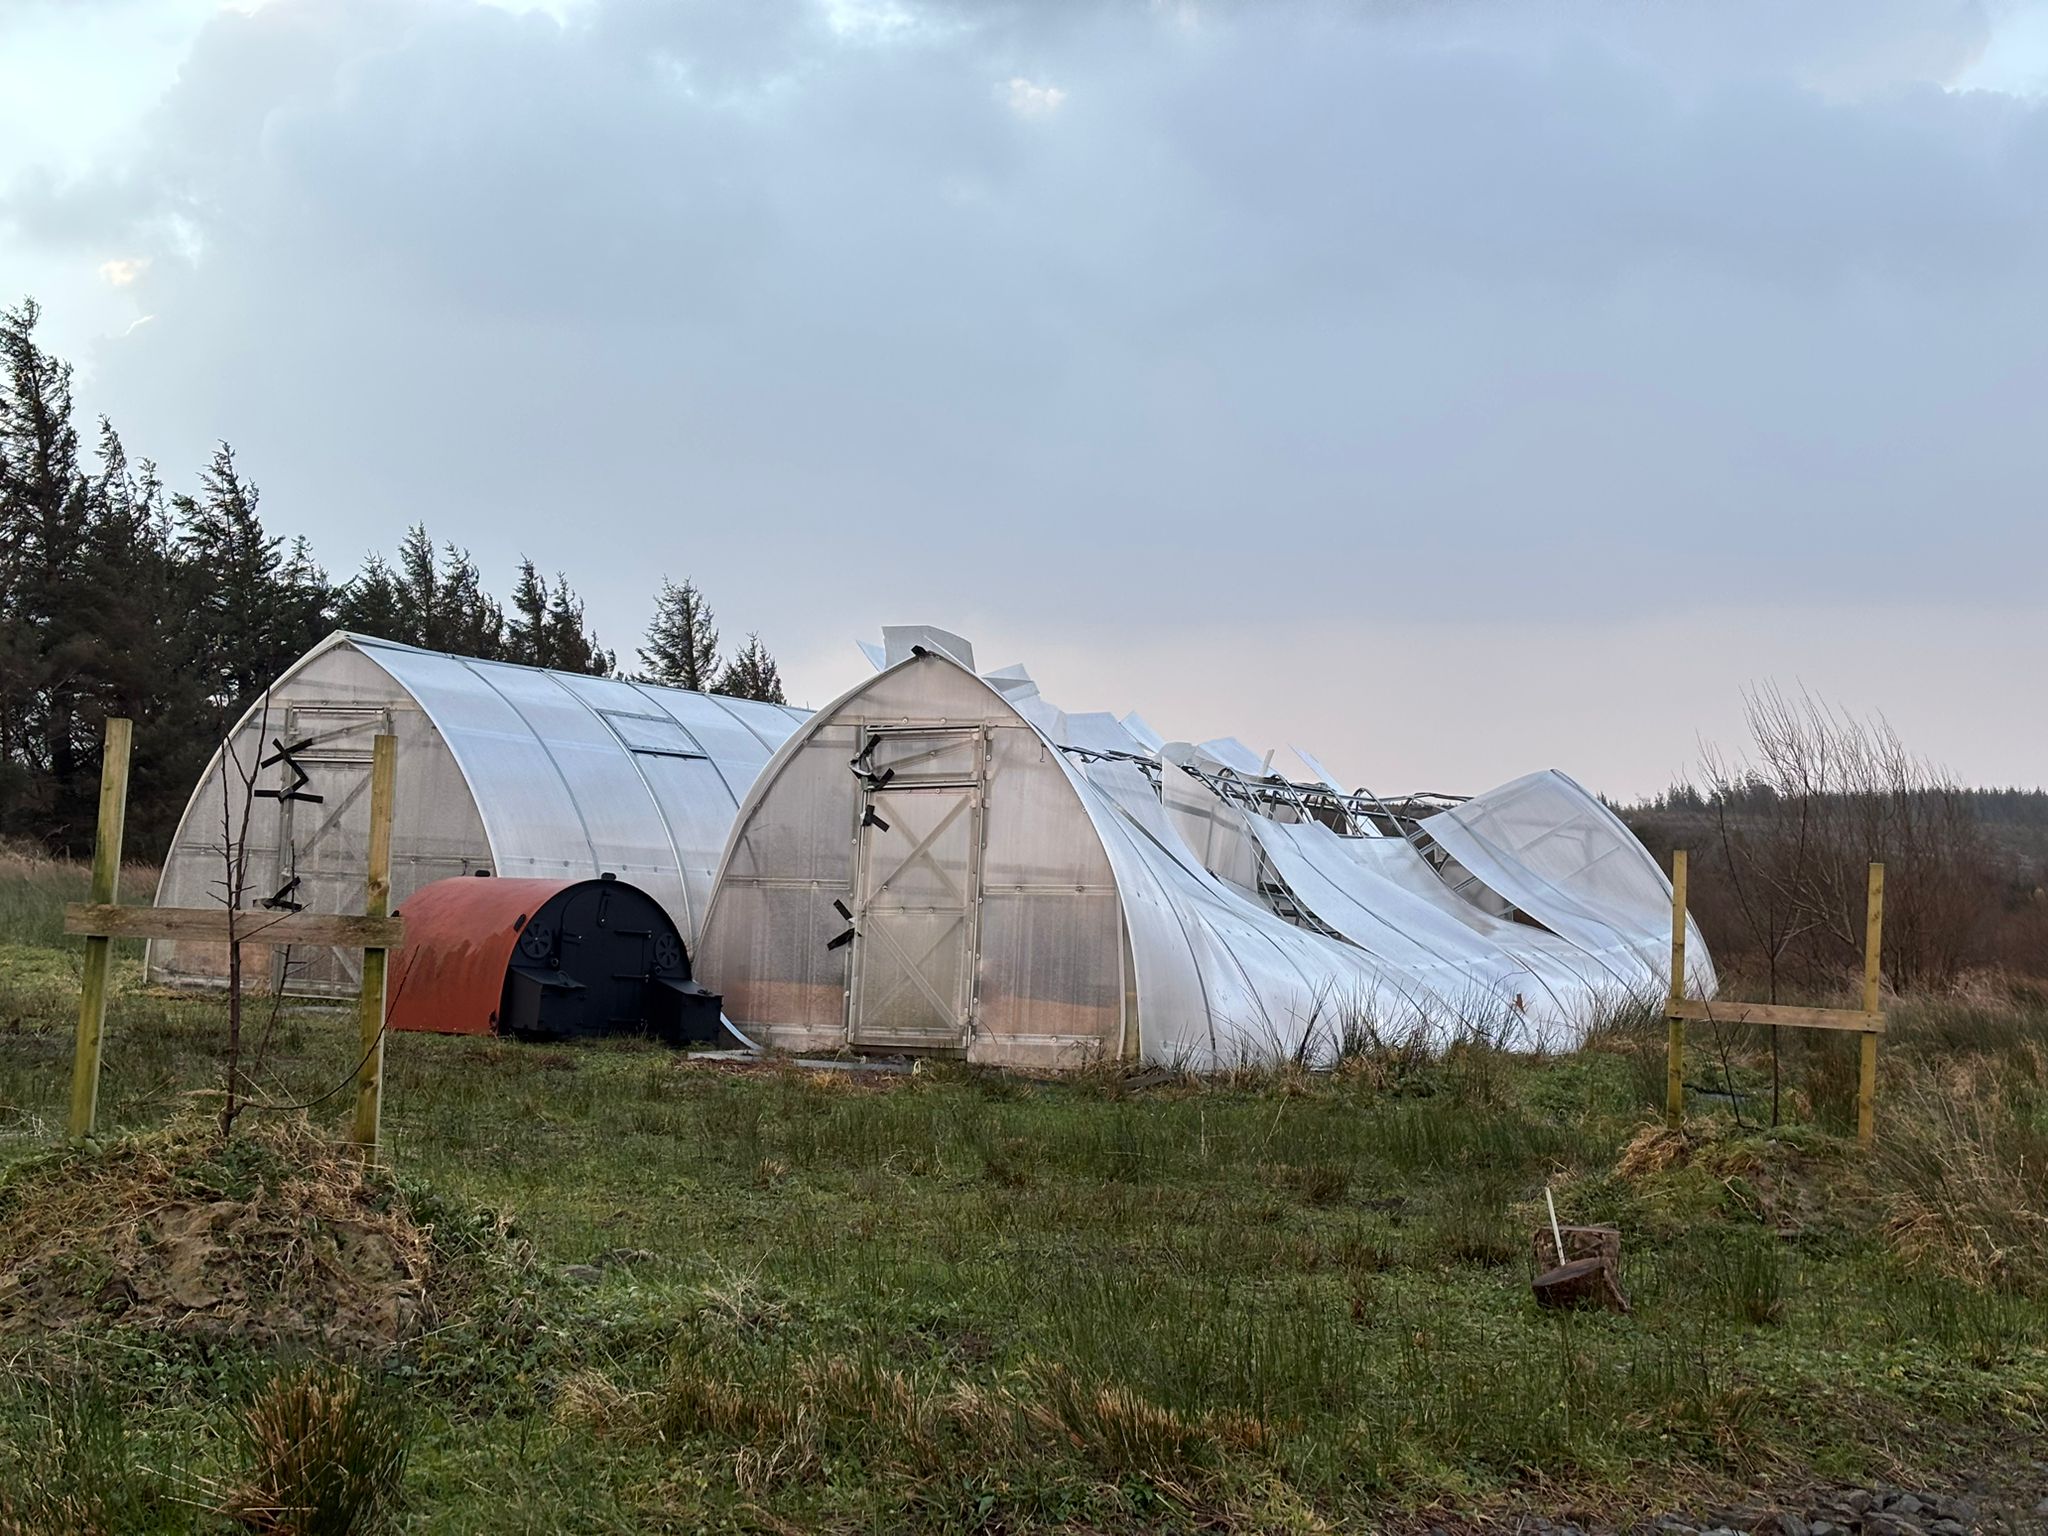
[
  {"left": 67, "top": 717, "right": 132, "bottom": 1140},
  {"left": 1666, "top": 849, "right": 1687, "bottom": 1128},
  {"left": 351, "top": 734, "right": 397, "bottom": 1153},
  {"left": 1858, "top": 862, "right": 1885, "bottom": 1148}
]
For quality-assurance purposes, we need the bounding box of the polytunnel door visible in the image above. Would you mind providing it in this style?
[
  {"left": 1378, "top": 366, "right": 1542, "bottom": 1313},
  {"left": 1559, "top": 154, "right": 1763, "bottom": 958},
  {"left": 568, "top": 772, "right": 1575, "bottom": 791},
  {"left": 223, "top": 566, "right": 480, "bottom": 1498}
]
[
  {"left": 847, "top": 727, "right": 985, "bottom": 1053},
  {"left": 265, "top": 704, "right": 393, "bottom": 996}
]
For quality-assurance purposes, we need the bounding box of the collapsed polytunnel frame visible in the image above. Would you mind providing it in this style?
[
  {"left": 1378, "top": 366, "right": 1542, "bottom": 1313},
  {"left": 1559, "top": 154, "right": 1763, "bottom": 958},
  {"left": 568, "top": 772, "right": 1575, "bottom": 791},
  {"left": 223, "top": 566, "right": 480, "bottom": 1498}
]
[{"left": 695, "top": 625, "right": 1716, "bottom": 1071}]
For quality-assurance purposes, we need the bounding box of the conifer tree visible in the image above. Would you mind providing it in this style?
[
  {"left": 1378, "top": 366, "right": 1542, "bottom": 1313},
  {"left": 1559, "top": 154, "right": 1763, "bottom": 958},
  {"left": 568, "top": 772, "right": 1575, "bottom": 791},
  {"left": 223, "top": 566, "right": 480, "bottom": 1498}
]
[
  {"left": 638, "top": 576, "right": 719, "bottom": 691},
  {"left": 278, "top": 536, "right": 333, "bottom": 647},
  {"left": 173, "top": 444, "right": 335, "bottom": 725},
  {"left": 505, "top": 558, "right": 611, "bottom": 674},
  {"left": 83, "top": 425, "right": 205, "bottom": 851},
  {"left": 0, "top": 296, "right": 770, "bottom": 853},
  {"left": 715, "top": 632, "right": 786, "bottom": 704},
  {"left": 393, "top": 524, "right": 439, "bottom": 643},
  {"left": 333, "top": 553, "right": 405, "bottom": 640},
  {"left": 543, "top": 571, "right": 613, "bottom": 675},
  {"left": 507, "top": 558, "right": 549, "bottom": 663},
  {"left": 369, "top": 525, "right": 505, "bottom": 656},
  {"left": 433, "top": 540, "right": 503, "bottom": 658},
  {"left": 0, "top": 298, "right": 95, "bottom": 840}
]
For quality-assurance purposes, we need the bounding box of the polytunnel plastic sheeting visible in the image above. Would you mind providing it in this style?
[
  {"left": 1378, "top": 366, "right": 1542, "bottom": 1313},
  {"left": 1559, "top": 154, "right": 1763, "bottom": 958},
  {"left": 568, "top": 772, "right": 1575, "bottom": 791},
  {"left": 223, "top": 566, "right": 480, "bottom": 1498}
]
[
  {"left": 1159, "top": 764, "right": 1606, "bottom": 1047},
  {"left": 1195, "top": 738, "right": 1269, "bottom": 777},
  {"left": 1012, "top": 693, "right": 1069, "bottom": 743},
  {"left": 354, "top": 636, "right": 809, "bottom": 938},
  {"left": 1060, "top": 711, "right": 1149, "bottom": 757},
  {"left": 1241, "top": 814, "right": 1555, "bottom": 1040},
  {"left": 1055, "top": 754, "right": 1443, "bottom": 1066},
  {"left": 1420, "top": 769, "right": 1715, "bottom": 997},
  {"left": 706, "top": 644, "right": 1712, "bottom": 1069},
  {"left": 362, "top": 645, "right": 599, "bottom": 878},
  {"left": 1333, "top": 836, "right": 1637, "bottom": 1009},
  {"left": 1287, "top": 745, "right": 1385, "bottom": 835},
  {"left": 1241, "top": 814, "right": 1630, "bottom": 1048},
  {"left": 531, "top": 670, "right": 793, "bottom": 931},
  {"left": 1159, "top": 763, "right": 1263, "bottom": 897},
  {"left": 1137, "top": 758, "right": 1655, "bottom": 1048},
  {"left": 705, "top": 692, "right": 814, "bottom": 753}
]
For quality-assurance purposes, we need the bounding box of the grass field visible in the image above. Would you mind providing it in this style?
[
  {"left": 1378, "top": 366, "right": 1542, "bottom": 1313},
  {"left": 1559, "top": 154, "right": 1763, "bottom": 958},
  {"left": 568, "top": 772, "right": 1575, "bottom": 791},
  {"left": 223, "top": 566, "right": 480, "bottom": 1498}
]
[{"left": 1, "top": 849, "right": 2045, "bottom": 1532}]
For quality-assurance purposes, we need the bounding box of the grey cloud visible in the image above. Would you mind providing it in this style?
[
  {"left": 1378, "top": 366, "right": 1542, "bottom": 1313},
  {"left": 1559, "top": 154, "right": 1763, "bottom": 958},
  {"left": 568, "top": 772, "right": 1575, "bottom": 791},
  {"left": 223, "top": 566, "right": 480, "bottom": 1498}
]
[{"left": 4, "top": 0, "right": 2043, "bottom": 663}]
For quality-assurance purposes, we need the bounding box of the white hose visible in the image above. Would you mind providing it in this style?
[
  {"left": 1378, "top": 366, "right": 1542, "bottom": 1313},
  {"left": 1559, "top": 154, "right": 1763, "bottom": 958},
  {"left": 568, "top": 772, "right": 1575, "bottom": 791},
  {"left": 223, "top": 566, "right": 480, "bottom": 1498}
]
[{"left": 717, "top": 1011, "right": 763, "bottom": 1053}]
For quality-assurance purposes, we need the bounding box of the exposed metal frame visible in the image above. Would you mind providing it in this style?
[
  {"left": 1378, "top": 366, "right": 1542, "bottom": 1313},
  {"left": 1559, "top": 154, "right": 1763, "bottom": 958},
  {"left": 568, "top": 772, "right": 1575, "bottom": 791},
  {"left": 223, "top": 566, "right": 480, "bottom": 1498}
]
[
  {"left": 1051, "top": 743, "right": 1539, "bottom": 931},
  {"left": 1054, "top": 743, "right": 1466, "bottom": 840}
]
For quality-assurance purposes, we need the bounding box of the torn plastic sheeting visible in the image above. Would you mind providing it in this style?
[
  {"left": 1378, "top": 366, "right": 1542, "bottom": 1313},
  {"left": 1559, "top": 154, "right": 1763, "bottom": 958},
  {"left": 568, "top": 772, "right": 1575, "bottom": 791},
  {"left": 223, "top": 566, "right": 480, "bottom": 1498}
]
[{"left": 1420, "top": 770, "right": 1715, "bottom": 997}]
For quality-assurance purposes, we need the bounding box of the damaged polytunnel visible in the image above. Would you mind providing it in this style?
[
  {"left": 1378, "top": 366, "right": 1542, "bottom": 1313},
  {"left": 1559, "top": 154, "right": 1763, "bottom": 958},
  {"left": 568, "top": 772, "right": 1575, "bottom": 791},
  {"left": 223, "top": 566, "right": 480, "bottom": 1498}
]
[{"left": 694, "top": 630, "right": 1713, "bottom": 1069}]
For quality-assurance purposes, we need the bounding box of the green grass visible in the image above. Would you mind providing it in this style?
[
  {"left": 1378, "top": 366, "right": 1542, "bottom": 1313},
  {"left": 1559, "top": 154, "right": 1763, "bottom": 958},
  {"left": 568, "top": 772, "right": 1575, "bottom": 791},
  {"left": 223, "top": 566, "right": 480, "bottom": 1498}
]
[{"left": 1, "top": 858, "right": 2045, "bottom": 1531}]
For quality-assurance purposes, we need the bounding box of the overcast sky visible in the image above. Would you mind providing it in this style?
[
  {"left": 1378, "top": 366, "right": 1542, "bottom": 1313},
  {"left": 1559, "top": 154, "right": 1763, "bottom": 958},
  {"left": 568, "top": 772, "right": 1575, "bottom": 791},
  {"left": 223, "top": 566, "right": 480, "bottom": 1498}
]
[{"left": 3, "top": 0, "right": 2044, "bottom": 799}]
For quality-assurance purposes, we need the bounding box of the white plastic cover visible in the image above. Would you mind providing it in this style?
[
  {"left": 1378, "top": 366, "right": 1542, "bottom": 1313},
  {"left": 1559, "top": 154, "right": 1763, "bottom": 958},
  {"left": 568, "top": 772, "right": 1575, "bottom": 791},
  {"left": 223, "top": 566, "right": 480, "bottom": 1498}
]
[
  {"left": 1419, "top": 769, "right": 1715, "bottom": 996},
  {"left": 703, "top": 650, "right": 1692, "bottom": 1070},
  {"left": 151, "top": 632, "right": 809, "bottom": 991},
  {"left": 1238, "top": 806, "right": 1635, "bottom": 1046},
  {"left": 353, "top": 637, "right": 808, "bottom": 941},
  {"left": 1195, "top": 737, "right": 1271, "bottom": 777},
  {"left": 701, "top": 654, "right": 1124, "bottom": 1067},
  {"left": 881, "top": 625, "right": 976, "bottom": 671},
  {"left": 1055, "top": 752, "right": 1435, "bottom": 1065}
]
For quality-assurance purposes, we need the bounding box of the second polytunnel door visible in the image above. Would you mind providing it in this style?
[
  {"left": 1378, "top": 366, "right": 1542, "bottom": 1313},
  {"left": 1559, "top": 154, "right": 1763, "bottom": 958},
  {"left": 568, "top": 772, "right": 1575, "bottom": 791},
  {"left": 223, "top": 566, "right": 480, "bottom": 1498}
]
[{"left": 847, "top": 726, "right": 986, "bottom": 1052}]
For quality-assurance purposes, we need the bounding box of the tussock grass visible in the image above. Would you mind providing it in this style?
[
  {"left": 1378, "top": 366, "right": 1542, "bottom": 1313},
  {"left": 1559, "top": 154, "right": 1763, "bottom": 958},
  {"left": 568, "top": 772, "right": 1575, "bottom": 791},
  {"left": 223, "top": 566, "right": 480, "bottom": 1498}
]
[
  {"left": 2, "top": 857, "right": 2048, "bottom": 1529},
  {"left": 1877, "top": 1054, "right": 2048, "bottom": 1294},
  {"left": 0, "top": 1378, "right": 201, "bottom": 1535},
  {"left": 226, "top": 1362, "right": 406, "bottom": 1535}
]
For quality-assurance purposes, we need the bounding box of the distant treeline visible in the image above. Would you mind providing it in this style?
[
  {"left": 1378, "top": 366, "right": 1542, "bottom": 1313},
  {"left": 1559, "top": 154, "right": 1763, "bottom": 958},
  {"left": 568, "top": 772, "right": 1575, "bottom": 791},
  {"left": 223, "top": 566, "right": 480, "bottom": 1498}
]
[
  {"left": 1618, "top": 689, "right": 2047, "bottom": 989},
  {"left": 0, "top": 298, "right": 780, "bottom": 859},
  {"left": 1631, "top": 780, "right": 2048, "bottom": 830}
]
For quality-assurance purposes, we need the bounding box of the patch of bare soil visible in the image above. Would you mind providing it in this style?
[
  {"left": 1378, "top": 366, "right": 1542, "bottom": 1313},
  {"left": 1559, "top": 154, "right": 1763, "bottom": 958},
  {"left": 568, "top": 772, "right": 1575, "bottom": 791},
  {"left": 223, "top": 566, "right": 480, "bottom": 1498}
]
[{"left": 0, "top": 1115, "right": 433, "bottom": 1354}]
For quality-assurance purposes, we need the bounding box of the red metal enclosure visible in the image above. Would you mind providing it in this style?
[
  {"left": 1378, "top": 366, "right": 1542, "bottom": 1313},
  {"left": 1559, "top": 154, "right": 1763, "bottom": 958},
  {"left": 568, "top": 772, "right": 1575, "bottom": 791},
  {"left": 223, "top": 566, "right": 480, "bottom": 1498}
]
[
  {"left": 387, "top": 874, "right": 720, "bottom": 1042},
  {"left": 388, "top": 877, "right": 572, "bottom": 1036}
]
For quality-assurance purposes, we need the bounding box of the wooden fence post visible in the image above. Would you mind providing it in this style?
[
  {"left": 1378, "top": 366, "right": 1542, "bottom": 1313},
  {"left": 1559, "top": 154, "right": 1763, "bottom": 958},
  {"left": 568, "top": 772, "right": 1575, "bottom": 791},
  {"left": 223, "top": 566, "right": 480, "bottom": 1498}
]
[
  {"left": 67, "top": 718, "right": 132, "bottom": 1140},
  {"left": 1666, "top": 849, "right": 1687, "bottom": 1128},
  {"left": 351, "top": 734, "right": 398, "bottom": 1153},
  {"left": 1858, "top": 862, "right": 1885, "bottom": 1148}
]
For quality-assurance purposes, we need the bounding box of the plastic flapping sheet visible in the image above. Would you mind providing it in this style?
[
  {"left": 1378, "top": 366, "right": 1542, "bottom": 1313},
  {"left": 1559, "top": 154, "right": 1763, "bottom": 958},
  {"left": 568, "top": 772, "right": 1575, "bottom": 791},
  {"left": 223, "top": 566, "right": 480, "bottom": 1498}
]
[
  {"left": 1337, "top": 834, "right": 1629, "bottom": 1002},
  {"left": 1419, "top": 769, "right": 1716, "bottom": 996},
  {"left": 1194, "top": 737, "right": 1269, "bottom": 777},
  {"left": 1051, "top": 754, "right": 1462, "bottom": 1068},
  {"left": 1120, "top": 713, "right": 1166, "bottom": 752},
  {"left": 881, "top": 625, "right": 976, "bottom": 670},
  {"left": 1060, "top": 712, "right": 1148, "bottom": 757},
  {"left": 1234, "top": 804, "right": 1638, "bottom": 1048}
]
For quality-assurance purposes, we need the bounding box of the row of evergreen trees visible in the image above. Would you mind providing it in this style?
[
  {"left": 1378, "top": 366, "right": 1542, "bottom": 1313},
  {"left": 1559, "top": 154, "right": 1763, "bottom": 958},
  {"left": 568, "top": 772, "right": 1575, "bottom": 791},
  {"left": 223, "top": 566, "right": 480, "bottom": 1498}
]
[{"left": 0, "top": 298, "right": 783, "bottom": 857}]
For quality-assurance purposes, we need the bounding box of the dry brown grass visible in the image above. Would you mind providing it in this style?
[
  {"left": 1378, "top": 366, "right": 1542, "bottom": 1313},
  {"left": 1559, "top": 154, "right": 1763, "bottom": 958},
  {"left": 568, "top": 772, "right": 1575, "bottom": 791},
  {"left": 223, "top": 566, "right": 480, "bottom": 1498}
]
[
  {"left": 225, "top": 1362, "right": 406, "bottom": 1534},
  {"left": 551, "top": 1368, "right": 643, "bottom": 1435},
  {"left": 1878, "top": 1056, "right": 2048, "bottom": 1293},
  {"left": 641, "top": 1338, "right": 1287, "bottom": 1505},
  {"left": 0, "top": 1113, "right": 430, "bottom": 1353},
  {"left": 1023, "top": 1361, "right": 1273, "bottom": 1481},
  {"left": 1615, "top": 1124, "right": 1691, "bottom": 1178}
]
